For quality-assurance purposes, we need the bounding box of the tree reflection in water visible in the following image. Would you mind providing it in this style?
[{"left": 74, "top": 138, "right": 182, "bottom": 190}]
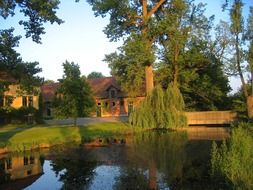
[
  {"left": 49, "top": 146, "right": 97, "bottom": 190},
  {"left": 0, "top": 131, "right": 223, "bottom": 189},
  {"left": 114, "top": 131, "right": 188, "bottom": 190}
]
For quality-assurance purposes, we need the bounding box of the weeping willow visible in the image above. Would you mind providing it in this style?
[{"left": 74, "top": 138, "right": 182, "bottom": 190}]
[{"left": 129, "top": 85, "right": 187, "bottom": 128}]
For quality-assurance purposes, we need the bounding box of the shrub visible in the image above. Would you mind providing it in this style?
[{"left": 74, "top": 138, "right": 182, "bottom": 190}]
[
  {"left": 129, "top": 85, "right": 187, "bottom": 128},
  {"left": 0, "top": 106, "right": 43, "bottom": 124},
  {"left": 211, "top": 123, "right": 253, "bottom": 189}
]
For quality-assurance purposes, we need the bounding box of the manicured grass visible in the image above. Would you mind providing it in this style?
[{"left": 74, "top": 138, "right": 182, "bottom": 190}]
[
  {"left": 0, "top": 122, "right": 135, "bottom": 152},
  {"left": 79, "top": 122, "right": 133, "bottom": 140}
]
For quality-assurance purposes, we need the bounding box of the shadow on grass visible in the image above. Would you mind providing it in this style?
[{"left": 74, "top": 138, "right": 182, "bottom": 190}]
[{"left": 0, "top": 124, "right": 33, "bottom": 148}]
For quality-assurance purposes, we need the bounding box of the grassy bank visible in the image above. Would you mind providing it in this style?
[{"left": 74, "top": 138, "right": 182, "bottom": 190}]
[{"left": 0, "top": 122, "right": 134, "bottom": 152}]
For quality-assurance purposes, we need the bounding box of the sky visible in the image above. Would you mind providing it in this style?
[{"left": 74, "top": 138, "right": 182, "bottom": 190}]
[{"left": 1, "top": 0, "right": 253, "bottom": 92}]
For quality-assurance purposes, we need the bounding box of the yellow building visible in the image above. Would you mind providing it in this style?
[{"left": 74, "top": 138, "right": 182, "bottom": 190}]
[
  {"left": 0, "top": 154, "right": 43, "bottom": 181},
  {"left": 0, "top": 72, "right": 39, "bottom": 109},
  {"left": 2, "top": 84, "right": 39, "bottom": 109}
]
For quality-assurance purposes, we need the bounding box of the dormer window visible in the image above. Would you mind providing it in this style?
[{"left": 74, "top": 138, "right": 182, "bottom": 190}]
[
  {"left": 22, "top": 96, "right": 27, "bottom": 107},
  {"left": 111, "top": 90, "right": 116, "bottom": 98}
]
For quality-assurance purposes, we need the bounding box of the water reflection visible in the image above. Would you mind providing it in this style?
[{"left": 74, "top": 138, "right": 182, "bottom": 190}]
[
  {"left": 49, "top": 146, "right": 97, "bottom": 190},
  {"left": 0, "top": 130, "right": 229, "bottom": 189},
  {"left": 0, "top": 152, "right": 44, "bottom": 189}
]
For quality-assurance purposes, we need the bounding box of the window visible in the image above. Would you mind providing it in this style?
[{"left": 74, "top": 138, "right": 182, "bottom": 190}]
[
  {"left": 24, "top": 157, "right": 29, "bottom": 166},
  {"left": 6, "top": 158, "right": 12, "bottom": 169},
  {"left": 28, "top": 96, "right": 33, "bottom": 107},
  {"left": 22, "top": 96, "right": 27, "bottom": 107},
  {"left": 112, "top": 102, "right": 116, "bottom": 106},
  {"left": 120, "top": 100, "right": 124, "bottom": 106},
  {"left": 0, "top": 96, "right": 3, "bottom": 107},
  {"left": 27, "top": 170, "right": 32, "bottom": 175},
  {"left": 0, "top": 159, "right": 5, "bottom": 170},
  {"left": 111, "top": 90, "right": 116, "bottom": 98},
  {"left": 30, "top": 156, "right": 35, "bottom": 164},
  {"left": 97, "top": 102, "right": 101, "bottom": 106},
  {"left": 46, "top": 108, "right": 51, "bottom": 117}
]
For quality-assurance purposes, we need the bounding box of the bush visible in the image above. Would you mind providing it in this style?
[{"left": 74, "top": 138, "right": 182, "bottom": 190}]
[
  {"left": 129, "top": 85, "right": 187, "bottom": 128},
  {"left": 0, "top": 106, "right": 43, "bottom": 124},
  {"left": 211, "top": 123, "right": 253, "bottom": 189}
]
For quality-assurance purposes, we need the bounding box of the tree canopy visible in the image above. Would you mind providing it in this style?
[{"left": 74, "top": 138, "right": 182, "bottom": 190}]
[
  {"left": 87, "top": 71, "right": 104, "bottom": 79},
  {"left": 54, "top": 61, "right": 95, "bottom": 125},
  {"left": 0, "top": 0, "right": 63, "bottom": 43},
  {"left": 88, "top": 0, "right": 169, "bottom": 94},
  {"left": 218, "top": 0, "right": 253, "bottom": 118},
  {"left": 0, "top": 28, "right": 42, "bottom": 95},
  {"left": 104, "top": 0, "right": 231, "bottom": 111}
]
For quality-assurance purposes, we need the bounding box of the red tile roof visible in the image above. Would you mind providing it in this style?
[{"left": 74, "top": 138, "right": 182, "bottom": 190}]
[
  {"left": 41, "top": 83, "right": 59, "bottom": 102},
  {"left": 41, "top": 77, "right": 129, "bottom": 102},
  {"left": 88, "top": 77, "right": 126, "bottom": 98}
]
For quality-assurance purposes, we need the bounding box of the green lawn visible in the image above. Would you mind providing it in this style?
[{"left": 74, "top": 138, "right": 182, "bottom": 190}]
[{"left": 0, "top": 122, "right": 135, "bottom": 152}]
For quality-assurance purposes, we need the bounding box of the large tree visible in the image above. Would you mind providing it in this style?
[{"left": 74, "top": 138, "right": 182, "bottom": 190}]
[
  {"left": 152, "top": 0, "right": 230, "bottom": 110},
  {"left": 105, "top": 35, "right": 148, "bottom": 97},
  {"left": 0, "top": 0, "right": 63, "bottom": 43},
  {"left": 245, "top": 7, "right": 253, "bottom": 118},
  {"left": 54, "top": 61, "right": 95, "bottom": 125},
  {"left": 221, "top": 0, "right": 253, "bottom": 118},
  {"left": 156, "top": 1, "right": 214, "bottom": 86},
  {"left": 1, "top": 0, "right": 63, "bottom": 100},
  {"left": 0, "top": 28, "right": 42, "bottom": 95},
  {"left": 88, "top": 0, "right": 168, "bottom": 94}
]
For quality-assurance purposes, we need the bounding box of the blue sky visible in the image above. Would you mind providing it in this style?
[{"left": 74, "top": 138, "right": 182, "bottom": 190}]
[{"left": 1, "top": 0, "right": 252, "bottom": 91}]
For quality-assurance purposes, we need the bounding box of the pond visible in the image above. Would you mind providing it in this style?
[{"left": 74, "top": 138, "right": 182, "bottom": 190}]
[{"left": 0, "top": 129, "right": 229, "bottom": 190}]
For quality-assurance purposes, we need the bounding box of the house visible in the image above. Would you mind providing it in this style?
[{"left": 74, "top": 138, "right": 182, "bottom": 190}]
[
  {"left": 41, "top": 77, "right": 145, "bottom": 118},
  {"left": 0, "top": 153, "right": 43, "bottom": 189},
  {"left": 40, "top": 82, "right": 59, "bottom": 118},
  {"left": 88, "top": 77, "right": 145, "bottom": 117},
  {"left": 0, "top": 154, "right": 43, "bottom": 181},
  {"left": 0, "top": 72, "right": 39, "bottom": 109}
]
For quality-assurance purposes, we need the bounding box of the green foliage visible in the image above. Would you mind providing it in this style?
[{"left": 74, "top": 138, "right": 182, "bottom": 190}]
[
  {"left": 87, "top": 0, "right": 144, "bottom": 42},
  {"left": 54, "top": 61, "right": 95, "bottom": 124},
  {"left": 0, "top": 122, "right": 133, "bottom": 151},
  {"left": 231, "top": 91, "right": 247, "bottom": 111},
  {"left": 89, "top": 0, "right": 168, "bottom": 94},
  {"left": 0, "top": 28, "right": 43, "bottom": 94},
  {"left": 211, "top": 124, "right": 253, "bottom": 189},
  {"left": 230, "top": 0, "right": 244, "bottom": 35},
  {"left": 0, "top": 0, "right": 63, "bottom": 43},
  {"left": 129, "top": 85, "right": 187, "bottom": 128},
  {"left": 87, "top": 71, "right": 104, "bottom": 79},
  {"left": 0, "top": 106, "right": 41, "bottom": 124},
  {"left": 182, "top": 58, "right": 231, "bottom": 111},
  {"left": 106, "top": 34, "right": 151, "bottom": 97},
  {"left": 154, "top": 0, "right": 231, "bottom": 111},
  {"left": 113, "top": 131, "right": 188, "bottom": 189}
]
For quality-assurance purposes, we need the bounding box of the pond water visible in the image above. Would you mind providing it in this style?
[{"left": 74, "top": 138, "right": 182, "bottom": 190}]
[{"left": 0, "top": 130, "right": 229, "bottom": 190}]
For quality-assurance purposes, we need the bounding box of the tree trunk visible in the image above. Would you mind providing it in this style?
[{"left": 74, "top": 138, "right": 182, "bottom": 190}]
[
  {"left": 145, "top": 65, "right": 154, "bottom": 95},
  {"left": 173, "top": 44, "right": 179, "bottom": 88},
  {"left": 148, "top": 160, "right": 157, "bottom": 190},
  {"left": 235, "top": 34, "right": 248, "bottom": 98},
  {"left": 173, "top": 64, "right": 179, "bottom": 87},
  {"left": 251, "top": 70, "right": 253, "bottom": 97},
  {"left": 247, "top": 96, "right": 253, "bottom": 119},
  {"left": 141, "top": 0, "right": 166, "bottom": 95}
]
